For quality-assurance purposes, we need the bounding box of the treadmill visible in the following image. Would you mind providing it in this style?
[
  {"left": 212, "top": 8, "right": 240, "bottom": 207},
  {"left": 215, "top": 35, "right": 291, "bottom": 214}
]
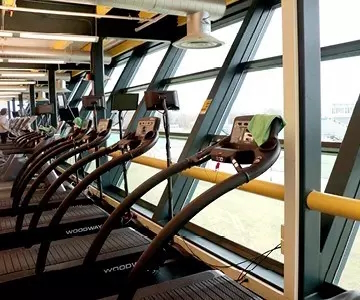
[
  {"left": 84, "top": 115, "right": 284, "bottom": 300},
  {"left": 0, "top": 117, "right": 160, "bottom": 298},
  {"left": 0, "top": 120, "right": 115, "bottom": 250},
  {"left": 0, "top": 119, "right": 94, "bottom": 215}
]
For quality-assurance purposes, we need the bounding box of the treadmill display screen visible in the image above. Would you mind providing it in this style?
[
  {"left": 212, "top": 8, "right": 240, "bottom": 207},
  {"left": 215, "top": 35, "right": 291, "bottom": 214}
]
[
  {"left": 97, "top": 119, "right": 109, "bottom": 133},
  {"left": 35, "top": 104, "right": 54, "bottom": 115},
  {"left": 59, "top": 107, "right": 79, "bottom": 121},
  {"left": 111, "top": 93, "right": 139, "bottom": 111}
]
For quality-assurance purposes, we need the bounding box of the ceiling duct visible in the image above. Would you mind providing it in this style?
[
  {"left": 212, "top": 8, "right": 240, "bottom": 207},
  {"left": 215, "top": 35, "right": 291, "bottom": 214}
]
[
  {"left": 43, "top": 0, "right": 226, "bottom": 21},
  {"left": 173, "top": 11, "right": 224, "bottom": 49},
  {"left": 0, "top": 47, "right": 112, "bottom": 65},
  {"left": 35, "top": 91, "right": 49, "bottom": 101}
]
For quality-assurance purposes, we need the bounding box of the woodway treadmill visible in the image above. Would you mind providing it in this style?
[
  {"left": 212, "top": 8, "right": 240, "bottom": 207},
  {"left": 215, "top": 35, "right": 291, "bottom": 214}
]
[
  {"left": 0, "top": 119, "right": 116, "bottom": 250},
  {"left": 0, "top": 120, "right": 92, "bottom": 216},
  {"left": 0, "top": 117, "right": 161, "bottom": 298},
  {"left": 84, "top": 115, "right": 284, "bottom": 300}
]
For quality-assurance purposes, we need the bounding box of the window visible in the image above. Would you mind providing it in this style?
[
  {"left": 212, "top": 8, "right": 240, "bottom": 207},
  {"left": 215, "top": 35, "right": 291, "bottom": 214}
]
[
  {"left": 338, "top": 228, "right": 360, "bottom": 290},
  {"left": 254, "top": 1, "right": 360, "bottom": 60},
  {"left": 104, "top": 63, "right": 126, "bottom": 94},
  {"left": 130, "top": 47, "right": 169, "bottom": 86},
  {"left": 175, "top": 22, "right": 242, "bottom": 76}
]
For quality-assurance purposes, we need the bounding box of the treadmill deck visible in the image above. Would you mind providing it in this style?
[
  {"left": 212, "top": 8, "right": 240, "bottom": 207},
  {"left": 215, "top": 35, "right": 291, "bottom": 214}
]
[
  {"left": 0, "top": 191, "right": 88, "bottom": 210},
  {"left": 0, "top": 227, "right": 150, "bottom": 282},
  {"left": 133, "top": 270, "right": 262, "bottom": 300},
  {"left": 0, "top": 205, "right": 107, "bottom": 233}
]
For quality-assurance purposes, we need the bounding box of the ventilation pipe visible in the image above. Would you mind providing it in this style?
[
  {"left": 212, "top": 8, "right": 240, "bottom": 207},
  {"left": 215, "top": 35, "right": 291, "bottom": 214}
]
[
  {"left": 43, "top": 0, "right": 226, "bottom": 21},
  {"left": 0, "top": 46, "right": 112, "bottom": 64}
]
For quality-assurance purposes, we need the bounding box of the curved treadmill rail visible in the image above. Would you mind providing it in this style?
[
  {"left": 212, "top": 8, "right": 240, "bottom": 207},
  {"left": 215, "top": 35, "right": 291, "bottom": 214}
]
[
  {"left": 11, "top": 136, "right": 68, "bottom": 196},
  {"left": 15, "top": 132, "right": 111, "bottom": 231},
  {"left": 127, "top": 143, "right": 281, "bottom": 286},
  {"left": 12, "top": 133, "right": 88, "bottom": 209},
  {"left": 35, "top": 135, "right": 159, "bottom": 274},
  {"left": 12, "top": 138, "right": 75, "bottom": 196},
  {"left": 12, "top": 140, "right": 80, "bottom": 210},
  {"left": 82, "top": 138, "right": 231, "bottom": 265}
]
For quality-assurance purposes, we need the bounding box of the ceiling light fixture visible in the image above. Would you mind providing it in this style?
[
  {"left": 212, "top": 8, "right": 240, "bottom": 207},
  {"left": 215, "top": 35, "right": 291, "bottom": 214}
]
[
  {"left": 0, "top": 72, "right": 47, "bottom": 78},
  {"left": 19, "top": 32, "right": 98, "bottom": 43},
  {"left": 0, "top": 81, "right": 36, "bottom": 85},
  {"left": 0, "top": 86, "right": 28, "bottom": 91},
  {"left": 7, "top": 58, "right": 65, "bottom": 64},
  {"left": 0, "top": 31, "right": 13, "bottom": 38}
]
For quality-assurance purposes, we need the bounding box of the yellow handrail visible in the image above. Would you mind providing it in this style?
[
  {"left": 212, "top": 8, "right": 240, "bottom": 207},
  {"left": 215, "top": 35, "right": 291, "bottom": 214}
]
[
  {"left": 307, "top": 191, "right": 360, "bottom": 221},
  {"left": 110, "top": 152, "right": 284, "bottom": 201}
]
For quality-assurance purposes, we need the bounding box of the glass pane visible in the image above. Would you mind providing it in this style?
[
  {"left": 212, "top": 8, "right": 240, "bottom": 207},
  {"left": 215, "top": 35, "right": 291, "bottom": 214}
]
[
  {"left": 104, "top": 63, "right": 126, "bottom": 94},
  {"left": 338, "top": 228, "right": 360, "bottom": 290},
  {"left": 118, "top": 162, "right": 167, "bottom": 206},
  {"left": 254, "top": 1, "right": 360, "bottom": 60},
  {"left": 130, "top": 47, "right": 169, "bottom": 86},
  {"left": 189, "top": 153, "right": 336, "bottom": 261},
  {"left": 190, "top": 184, "right": 284, "bottom": 262},
  {"left": 155, "top": 78, "right": 216, "bottom": 134},
  {"left": 175, "top": 22, "right": 242, "bottom": 76}
]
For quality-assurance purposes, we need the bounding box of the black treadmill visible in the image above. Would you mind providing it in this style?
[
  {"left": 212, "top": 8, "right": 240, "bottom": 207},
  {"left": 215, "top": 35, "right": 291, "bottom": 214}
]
[
  {"left": 0, "top": 119, "right": 116, "bottom": 250},
  {"left": 0, "top": 120, "right": 92, "bottom": 216},
  {"left": 0, "top": 117, "right": 160, "bottom": 298},
  {"left": 84, "top": 115, "right": 284, "bottom": 300}
]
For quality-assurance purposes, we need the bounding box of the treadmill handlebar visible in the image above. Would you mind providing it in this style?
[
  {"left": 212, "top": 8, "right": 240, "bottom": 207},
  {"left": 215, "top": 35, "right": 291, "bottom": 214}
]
[
  {"left": 83, "top": 136, "right": 230, "bottom": 265},
  {"left": 127, "top": 116, "right": 283, "bottom": 287},
  {"left": 35, "top": 119, "right": 160, "bottom": 274},
  {"left": 15, "top": 127, "right": 112, "bottom": 232}
]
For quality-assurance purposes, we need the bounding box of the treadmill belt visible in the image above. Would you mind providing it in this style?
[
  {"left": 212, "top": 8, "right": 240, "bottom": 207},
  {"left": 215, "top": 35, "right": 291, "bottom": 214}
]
[
  {"left": 0, "top": 205, "right": 107, "bottom": 232},
  {"left": 0, "top": 191, "right": 88, "bottom": 209},
  {"left": 0, "top": 227, "right": 150, "bottom": 281},
  {"left": 133, "top": 270, "right": 262, "bottom": 300}
]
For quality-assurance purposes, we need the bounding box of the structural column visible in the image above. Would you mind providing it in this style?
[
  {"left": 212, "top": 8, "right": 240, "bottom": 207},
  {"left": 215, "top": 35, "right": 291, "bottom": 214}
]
[
  {"left": 91, "top": 37, "right": 106, "bottom": 119},
  {"left": 29, "top": 84, "right": 36, "bottom": 129},
  {"left": 282, "top": 0, "right": 321, "bottom": 299},
  {"left": 7, "top": 101, "right": 11, "bottom": 119},
  {"left": 48, "top": 67, "right": 58, "bottom": 128},
  {"left": 11, "top": 98, "right": 15, "bottom": 114},
  {"left": 18, "top": 93, "right": 23, "bottom": 113}
]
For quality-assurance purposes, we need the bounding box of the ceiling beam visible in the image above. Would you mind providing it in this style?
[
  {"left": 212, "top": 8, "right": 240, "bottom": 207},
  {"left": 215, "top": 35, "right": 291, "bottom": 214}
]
[{"left": 0, "top": 63, "right": 90, "bottom": 70}]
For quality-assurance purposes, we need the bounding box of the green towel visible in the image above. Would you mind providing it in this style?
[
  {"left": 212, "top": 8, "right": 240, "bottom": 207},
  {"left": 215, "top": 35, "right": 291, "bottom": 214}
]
[
  {"left": 248, "top": 114, "right": 286, "bottom": 146},
  {"left": 73, "top": 117, "right": 82, "bottom": 128}
]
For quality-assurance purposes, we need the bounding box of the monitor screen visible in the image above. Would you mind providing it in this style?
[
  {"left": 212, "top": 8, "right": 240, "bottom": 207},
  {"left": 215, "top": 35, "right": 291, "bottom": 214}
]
[
  {"left": 12, "top": 111, "right": 19, "bottom": 118},
  {"left": 57, "top": 94, "right": 66, "bottom": 108},
  {"left": 59, "top": 107, "right": 79, "bottom": 122},
  {"left": 111, "top": 93, "right": 139, "bottom": 111},
  {"left": 35, "top": 104, "right": 54, "bottom": 115}
]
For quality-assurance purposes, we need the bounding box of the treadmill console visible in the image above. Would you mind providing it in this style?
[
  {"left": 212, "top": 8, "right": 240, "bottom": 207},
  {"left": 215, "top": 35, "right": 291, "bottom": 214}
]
[
  {"left": 81, "top": 119, "right": 91, "bottom": 130},
  {"left": 97, "top": 119, "right": 111, "bottom": 133},
  {"left": 230, "top": 117, "right": 253, "bottom": 144},
  {"left": 135, "top": 117, "right": 161, "bottom": 138},
  {"left": 211, "top": 116, "right": 256, "bottom": 165}
]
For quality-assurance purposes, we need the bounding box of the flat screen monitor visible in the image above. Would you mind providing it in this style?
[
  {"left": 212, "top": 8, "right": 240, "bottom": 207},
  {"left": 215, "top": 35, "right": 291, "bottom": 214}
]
[
  {"left": 35, "top": 104, "right": 54, "bottom": 115},
  {"left": 12, "top": 111, "right": 19, "bottom": 118},
  {"left": 57, "top": 94, "right": 66, "bottom": 108},
  {"left": 111, "top": 92, "right": 139, "bottom": 111},
  {"left": 144, "top": 90, "right": 180, "bottom": 111},
  {"left": 59, "top": 107, "right": 79, "bottom": 122}
]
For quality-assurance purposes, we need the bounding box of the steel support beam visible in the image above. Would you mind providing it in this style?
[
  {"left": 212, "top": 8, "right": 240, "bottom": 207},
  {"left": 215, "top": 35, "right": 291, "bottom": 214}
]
[
  {"left": 11, "top": 98, "right": 15, "bottom": 114},
  {"left": 153, "top": 0, "right": 274, "bottom": 221},
  {"left": 69, "top": 80, "right": 90, "bottom": 108},
  {"left": 7, "top": 101, "right": 11, "bottom": 119},
  {"left": 29, "top": 84, "right": 36, "bottom": 129},
  {"left": 319, "top": 97, "right": 360, "bottom": 284},
  {"left": 106, "top": 48, "right": 147, "bottom": 185},
  {"left": 48, "top": 67, "right": 58, "bottom": 128},
  {"left": 281, "top": 0, "right": 322, "bottom": 299},
  {"left": 18, "top": 94, "right": 23, "bottom": 112}
]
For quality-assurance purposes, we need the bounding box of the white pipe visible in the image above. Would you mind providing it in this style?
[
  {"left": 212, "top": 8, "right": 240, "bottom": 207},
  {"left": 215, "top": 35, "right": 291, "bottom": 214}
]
[
  {"left": 41, "top": 0, "right": 227, "bottom": 21},
  {"left": 0, "top": 46, "right": 112, "bottom": 64}
]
